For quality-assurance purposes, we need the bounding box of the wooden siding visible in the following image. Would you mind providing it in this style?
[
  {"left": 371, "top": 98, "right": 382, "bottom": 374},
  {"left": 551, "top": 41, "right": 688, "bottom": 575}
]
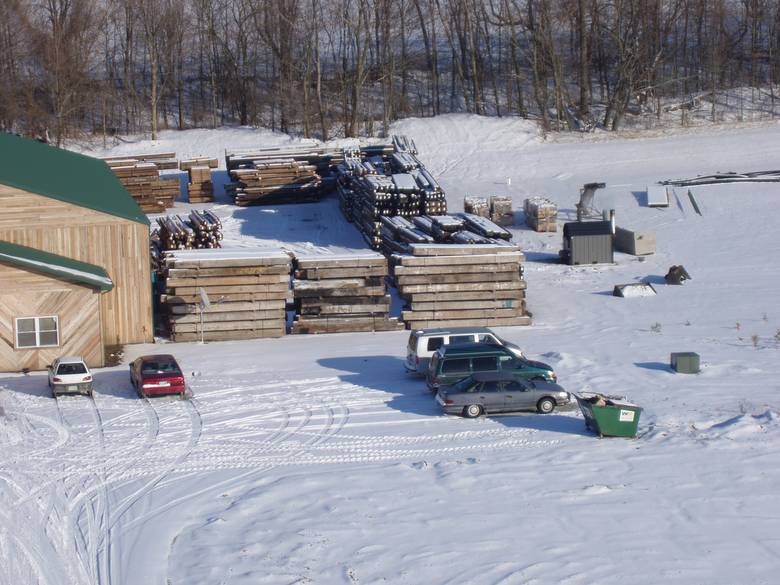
[
  {"left": 0, "top": 185, "right": 152, "bottom": 345},
  {"left": 0, "top": 264, "right": 104, "bottom": 371}
]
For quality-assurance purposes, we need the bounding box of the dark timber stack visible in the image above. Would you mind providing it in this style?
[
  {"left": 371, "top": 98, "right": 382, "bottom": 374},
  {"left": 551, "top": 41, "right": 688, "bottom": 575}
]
[
  {"left": 161, "top": 249, "right": 291, "bottom": 341},
  {"left": 105, "top": 157, "right": 180, "bottom": 213},
  {"left": 392, "top": 244, "right": 530, "bottom": 329},
  {"left": 228, "top": 159, "right": 322, "bottom": 206},
  {"left": 291, "top": 253, "right": 404, "bottom": 334},
  {"left": 181, "top": 157, "right": 218, "bottom": 203}
]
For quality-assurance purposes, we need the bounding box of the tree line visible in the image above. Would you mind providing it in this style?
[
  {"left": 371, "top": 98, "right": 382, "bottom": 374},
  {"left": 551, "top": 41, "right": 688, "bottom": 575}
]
[{"left": 2, "top": 0, "right": 779, "bottom": 145}]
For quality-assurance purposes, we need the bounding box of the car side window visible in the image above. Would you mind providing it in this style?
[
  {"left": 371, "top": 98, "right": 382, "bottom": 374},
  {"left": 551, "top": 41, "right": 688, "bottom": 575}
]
[
  {"left": 472, "top": 356, "right": 498, "bottom": 372},
  {"left": 505, "top": 381, "right": 526, "bottom": 392},
  {"left": 478, "top": 334, "right": 499, "bottom": 344},
  {"left": 427, "top": 337, "right": 444, "bottom": 352},
  {"left": 481, "top": 381, "right": 500, "bottom": 392},
  {"left": 442, "top": 358, "right": 470, "bottom": 374},
  {"left": 498, "top": 355, "right": 514, "bottom": 369},
  {"left": 449, "top": 335, "right": 475, "bottom": 345}
]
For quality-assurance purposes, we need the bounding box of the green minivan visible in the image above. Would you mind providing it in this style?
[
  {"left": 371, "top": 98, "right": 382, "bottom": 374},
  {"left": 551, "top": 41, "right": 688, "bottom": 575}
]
[{"left": 426, "top": 343, "right": 556, "bottom": 390}]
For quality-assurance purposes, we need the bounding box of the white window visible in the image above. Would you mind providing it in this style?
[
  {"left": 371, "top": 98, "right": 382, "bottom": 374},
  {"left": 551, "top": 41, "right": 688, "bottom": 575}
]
[{"left": 15, "top": 316, "right": 59, "bottom": 349}]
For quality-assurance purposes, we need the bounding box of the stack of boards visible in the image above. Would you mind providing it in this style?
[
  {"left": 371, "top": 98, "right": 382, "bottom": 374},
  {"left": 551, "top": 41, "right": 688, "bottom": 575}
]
[
  {"left": 156, "top": 210, "right": 223, "bottom": 250},
  {"left": 336, "top": 144, "right": 448, "bottom": 248},
  {"left": 291, "top": 253, "right": 404, "bottom": 334},
  {"left": 181, "top": 157, "right": 218, "bottom": 203},
  {"left": 524, "top": 196, "right": 558, "bottom": 232},
  {"left": 379, "top": 214, "right": 512, "bottom": 255},
  {"left": 103, "top": 153, "right": 180, "bottom": 213},
  {"left": 161, "top": 249, "right": 291, "bottom": 341},
  {"left": 392, "top": 244, "right": 530, "bottom": 329},
  {"left": 464, "top": 196, "right": 514, "bottom": 226}
]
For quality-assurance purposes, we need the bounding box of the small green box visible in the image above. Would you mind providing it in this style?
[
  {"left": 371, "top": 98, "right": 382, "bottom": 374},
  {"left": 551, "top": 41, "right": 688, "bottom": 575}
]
[
  {"left": 575, "top": 395, "right": 642, "bottom": 438},
  {"left": 671, "top": 352, "right": 700, "bottom": 374}
]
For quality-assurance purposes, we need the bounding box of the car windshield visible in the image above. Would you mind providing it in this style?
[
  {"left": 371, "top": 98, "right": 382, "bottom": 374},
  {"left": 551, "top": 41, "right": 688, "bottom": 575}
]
[
  {"left": 452, "top": 376, "right": 476, "bottom": 392},
  {"left": 141, "top": 361, "right": 179, "bottom": 374},
  {"left": 57, "top": 363, "right": 87, "bottom": 375}
]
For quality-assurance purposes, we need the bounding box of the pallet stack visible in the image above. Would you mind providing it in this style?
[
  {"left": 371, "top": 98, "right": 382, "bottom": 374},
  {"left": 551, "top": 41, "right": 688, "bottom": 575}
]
[
  {"left": 490, "top": 196, "right": 514, "bottom": 226},
  {"left": 291, "top": 253, "right": 404, "bottom": 333},
  {"left": 181, "top": 157, "right": 218, "bottom": 203},
  {"left": 524, "top": 196, "right": 558, "bottom": 232},
  {"left": 104, "top": 154, "right": 180, "bottom": 213},
  {"left": 464, "top": 196, "right": 490, "bottom": 217},
  {"left": 392, "top": 244, "right": 530, "bottom": 329},
  {"left": 161, "top": 249, "right": 291, "bottom": 341}
]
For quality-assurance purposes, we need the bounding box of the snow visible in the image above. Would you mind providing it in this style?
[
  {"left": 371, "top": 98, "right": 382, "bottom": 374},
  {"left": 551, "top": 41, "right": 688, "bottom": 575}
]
[{"left": 3, "top": 115, "right": 780, "bottom": 585}]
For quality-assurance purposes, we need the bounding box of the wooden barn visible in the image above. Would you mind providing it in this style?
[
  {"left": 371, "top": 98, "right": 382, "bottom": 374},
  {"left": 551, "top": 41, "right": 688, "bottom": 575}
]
[
  {"left": 0, "top": 241, "right": 113, "bottom": 370},
  {"left": 0, "top": 134, "right": 153, "bottom": 371}
]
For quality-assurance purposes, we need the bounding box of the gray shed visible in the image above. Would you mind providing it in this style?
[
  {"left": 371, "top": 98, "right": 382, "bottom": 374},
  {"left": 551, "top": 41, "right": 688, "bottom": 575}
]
[{"left": 561, "top": 221, "right": 614, "bottom": 265}]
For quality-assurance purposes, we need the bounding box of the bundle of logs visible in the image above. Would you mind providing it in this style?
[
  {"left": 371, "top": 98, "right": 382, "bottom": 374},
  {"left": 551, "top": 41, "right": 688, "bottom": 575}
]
[
  {"left": 291, "top": 253, "right": 404, "bottom": 334},
  {"left": 161, "top": 249, "right": 291, "bottom": 342},
  {"left": 156, "top": 210, "right": 223, "bottom": 250},
  {"left": 379, "top": 213, "right": 512, "bottom": 255},
  {"left": 336, "top": 140, "right": 448, "bottom": 248},
  {"left": 103, "top": 153, "right": 180, "bottom": 213},
  {"left": 524, "top": 196, "right": 558, "bottom": 232},
  {"left": 391, "top": 243, "right": 531, "bottom": 330},
  {"left": 180, "top": 157, "right": 218, "bottom": 203}
]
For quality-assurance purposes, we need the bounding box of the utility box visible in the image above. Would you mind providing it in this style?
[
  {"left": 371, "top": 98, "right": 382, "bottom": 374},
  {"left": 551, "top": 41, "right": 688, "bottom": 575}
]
[
  {"left": 671, "top": 352, "right": 700, "bottom": 374},
  {"left": 615, "top": 227, "right": 656, "bottom": 256},
  {"left": 560, "top": 221, "right": 614, "bottom": 265}
]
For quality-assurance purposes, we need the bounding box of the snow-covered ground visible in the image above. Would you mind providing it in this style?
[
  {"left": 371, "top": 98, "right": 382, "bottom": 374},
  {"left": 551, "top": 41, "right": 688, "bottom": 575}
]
[{"left": 3, "top": 116, "right": 780, "bottom": 584}]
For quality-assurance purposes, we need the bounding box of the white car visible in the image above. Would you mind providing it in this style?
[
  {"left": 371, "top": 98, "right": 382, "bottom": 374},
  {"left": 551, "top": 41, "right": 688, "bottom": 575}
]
[
  {"left": 48, "top": 356, "right": 93, "bottom": 397},
  {"left": 404, "top": 327, "right": 524, "bottom": 375}
]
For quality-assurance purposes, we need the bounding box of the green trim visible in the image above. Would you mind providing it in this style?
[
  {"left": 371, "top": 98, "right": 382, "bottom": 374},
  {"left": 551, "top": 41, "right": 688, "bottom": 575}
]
[
  {"left": 0, "top": 133, "right": 149, "bottom": 225},
  {"left": 0, "top": 240, "right": 114, "bottom": 292}
]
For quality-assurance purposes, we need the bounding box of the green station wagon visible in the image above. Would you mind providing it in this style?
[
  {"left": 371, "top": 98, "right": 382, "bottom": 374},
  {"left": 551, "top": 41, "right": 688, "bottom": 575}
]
[{"left": 426, "top": 343, "right": 556, "bottom": 390}]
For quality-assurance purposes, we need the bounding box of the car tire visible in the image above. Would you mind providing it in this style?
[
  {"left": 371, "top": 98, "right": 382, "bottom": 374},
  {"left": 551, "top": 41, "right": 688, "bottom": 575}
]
[
  {"left": 537, "top": 397, "right": 555, "bottom": 414},
  {"left": 463, "top": 404, "right": 482, "bottom": 418}
]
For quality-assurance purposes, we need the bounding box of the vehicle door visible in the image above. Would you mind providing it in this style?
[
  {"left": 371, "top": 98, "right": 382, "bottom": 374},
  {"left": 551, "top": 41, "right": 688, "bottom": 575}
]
[
  {"left": 502, "top": 380, "right": 536, "bottom": 411},
  {"left": 477, "top": 380, "right": 503, "bottom": 413}
]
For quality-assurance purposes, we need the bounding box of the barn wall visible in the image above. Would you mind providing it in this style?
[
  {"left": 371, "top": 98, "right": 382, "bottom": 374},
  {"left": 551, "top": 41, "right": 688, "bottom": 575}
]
[
  {"left": 0, "top": 185, "right": 152, "bottom": 345},
  {"left": 0, "top": 264, "right": 104, "bottom": 371}
]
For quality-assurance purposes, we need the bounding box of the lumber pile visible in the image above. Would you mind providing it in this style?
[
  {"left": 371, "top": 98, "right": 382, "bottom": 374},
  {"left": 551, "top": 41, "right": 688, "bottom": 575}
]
[
  {"left": 181, "top": 157, "right": 218, "bottom": 203},
  {"left": 524, "top": 196, "right": 558, "bottom": 232},
  {"left": 227, "top": 159, "right": 322, "bottom": 206},
  {"left": 464, "top": 196, "right": 490, "bottom": 217},
  {"left": 161, "top": 249, "right": 291, "bottom": 342},
  {"left": 392, "top": 244, "right": 530, "bottom": 329},
  {"left": 156, "top": 210, "right": 223, "bottom": 250},
  {"left": 104, "top": 154, "right": 181, "bottom": 213},
  {"left": 379, "top": 213, "right": 513, "bottom": 254},
  {"left": 291, "top": 253, "right": 404, "bottom": 334},
  {"left": 490, "top": 196, "right": 514, "bottom": 226},
  {"left": 336, "top": 138, "right": 447, "bottom": 248}
]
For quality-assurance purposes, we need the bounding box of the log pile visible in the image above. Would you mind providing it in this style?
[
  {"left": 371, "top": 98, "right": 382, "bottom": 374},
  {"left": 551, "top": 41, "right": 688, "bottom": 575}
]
[
  {"left": 161, "top": 249, "right": 291, "bottom": 342},
  {"left": 291, "top": 253, "right": 404, "bottom": 334},
  {"left": 379, "top": 213, "right": 513, "bottom": 254},
  {"left": 524, "top": 196, "right": 558, "bottom": 232},
  {"left": 181, "top": 157, "right": 218, "bottom": 203},
  {"left": 105, "top": 156, "right": 180, "bottom": 213},
  {"left": 156, "top": 210, "right": 223, "bottom": 250},
  {"left": 336, "top": 138, "right": 447, "bottom": 248},
  {"left": 392, "top": 244, "right": 530, "bottom": 330}
]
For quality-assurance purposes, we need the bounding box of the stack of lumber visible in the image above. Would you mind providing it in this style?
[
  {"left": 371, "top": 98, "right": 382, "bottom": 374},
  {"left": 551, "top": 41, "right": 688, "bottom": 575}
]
[
  {"left": 104, "top": 153, "right": 180, "bottom": 212},
  {"left": 161, "top": 249, "right": 291, "bottom": 341},
  {"left": 524, "top": 196, "right": 558, "bottom": 232},
  {"left": 156, "top": 210, "right": 223, "bottom": 250},
  {"left": 291, "top": 253, "right": 404, "bottom": 334},
  {"left": 380, "top": 214, "right": 513, "bottom": 252},
  {"left": 464, "top": 196, "right": 490, "bottom": 217},
  {"left": 228, "top": 159, "right": 322, "bottom": 206},
  {"left": 392, "top": 244, "right": 530, "bottom": 329},
  {"left": 103, "top": 152, "right": 178, "bottom": 170},
  {"left": 181, "top": 157, "right": 218, "bottom": 203},
  {"left": 490, "top": 196, "right": 514, "bottom": 226}
]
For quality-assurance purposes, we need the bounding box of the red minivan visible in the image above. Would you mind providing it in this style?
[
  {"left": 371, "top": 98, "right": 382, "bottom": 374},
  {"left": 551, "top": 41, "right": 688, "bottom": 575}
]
[{"left": 130, "top": 354, "right": 187, "bottom": 398}]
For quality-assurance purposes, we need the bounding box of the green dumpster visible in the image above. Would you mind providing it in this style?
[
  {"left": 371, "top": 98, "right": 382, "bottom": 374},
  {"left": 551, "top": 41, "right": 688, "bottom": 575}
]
[{"left": 575, "top": 394, "right": 642, "bottom": 438}]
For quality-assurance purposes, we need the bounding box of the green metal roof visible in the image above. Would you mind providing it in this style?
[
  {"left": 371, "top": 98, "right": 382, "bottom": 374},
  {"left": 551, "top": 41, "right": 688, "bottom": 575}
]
[
  {"left": 0, "top": 133, "right": 149, "bottom": 225},
  {"left": 0, "top": 240, "right": 114, "bottom": 292}
]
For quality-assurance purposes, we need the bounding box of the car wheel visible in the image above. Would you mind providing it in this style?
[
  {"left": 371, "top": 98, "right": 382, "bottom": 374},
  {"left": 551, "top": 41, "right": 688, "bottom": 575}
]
[
  {"left": 537, "top": 397, "right": 555, "bottom": 414},
  {"left": 463, "top": 404, "right": 482, "bottom": 418}
]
